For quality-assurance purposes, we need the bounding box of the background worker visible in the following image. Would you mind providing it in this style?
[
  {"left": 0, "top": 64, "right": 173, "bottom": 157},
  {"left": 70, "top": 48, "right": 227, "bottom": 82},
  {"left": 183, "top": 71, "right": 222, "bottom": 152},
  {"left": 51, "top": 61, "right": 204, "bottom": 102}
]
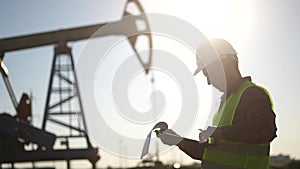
[{"left": 159, "top": 39, "right": 277, "bottom": 169}]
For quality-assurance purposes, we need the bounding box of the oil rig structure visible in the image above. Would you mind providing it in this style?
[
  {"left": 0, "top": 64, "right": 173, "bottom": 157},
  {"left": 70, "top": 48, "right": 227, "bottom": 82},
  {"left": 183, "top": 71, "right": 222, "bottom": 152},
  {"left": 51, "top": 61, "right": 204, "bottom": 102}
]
[{"left": 0, "top": 1, "right": 152, "bottom": 168}]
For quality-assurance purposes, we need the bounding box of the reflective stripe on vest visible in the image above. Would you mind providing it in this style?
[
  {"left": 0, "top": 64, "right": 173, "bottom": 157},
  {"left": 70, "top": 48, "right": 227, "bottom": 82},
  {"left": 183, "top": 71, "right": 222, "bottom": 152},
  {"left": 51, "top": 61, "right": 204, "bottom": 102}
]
[
  {"left": 202, "top": 160, "right": 245, "bottom": 169},
  {"left": 202, "top": 81, "right": 272, "bottom": 169},
  {"left": 212, "top": 140, "right": 270, "bottom": 155}
]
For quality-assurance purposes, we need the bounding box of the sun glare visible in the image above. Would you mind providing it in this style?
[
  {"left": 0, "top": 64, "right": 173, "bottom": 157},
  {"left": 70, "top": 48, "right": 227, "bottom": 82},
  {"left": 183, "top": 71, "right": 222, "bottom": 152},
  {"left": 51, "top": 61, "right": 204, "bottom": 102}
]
[{"left": 170, "top": 0, "right": 251, "bottom": 40}]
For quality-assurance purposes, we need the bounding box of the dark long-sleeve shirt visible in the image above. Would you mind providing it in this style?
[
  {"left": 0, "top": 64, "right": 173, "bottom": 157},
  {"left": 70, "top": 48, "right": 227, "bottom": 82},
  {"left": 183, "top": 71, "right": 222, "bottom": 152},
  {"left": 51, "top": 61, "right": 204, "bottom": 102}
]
[{"left": 177, "top": 77, "right": 277, "bottom": 160}]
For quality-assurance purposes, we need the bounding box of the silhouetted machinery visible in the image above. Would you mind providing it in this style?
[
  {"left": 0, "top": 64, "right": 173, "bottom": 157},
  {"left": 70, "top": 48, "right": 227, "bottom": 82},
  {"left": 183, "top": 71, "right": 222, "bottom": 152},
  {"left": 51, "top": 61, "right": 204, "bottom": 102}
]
[{"left": 0, "top": 1, "right": 152, "bottom": 168}]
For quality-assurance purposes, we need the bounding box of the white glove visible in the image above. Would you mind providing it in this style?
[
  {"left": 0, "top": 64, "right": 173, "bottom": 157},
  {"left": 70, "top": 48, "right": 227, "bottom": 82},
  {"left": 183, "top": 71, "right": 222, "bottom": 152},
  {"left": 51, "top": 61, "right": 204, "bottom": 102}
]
[
  {"left": 199, "top": 126, "right": 217, "bottom": 143},
  {"left": 158, "top": 129, "right": 182, "bottom": 146}
]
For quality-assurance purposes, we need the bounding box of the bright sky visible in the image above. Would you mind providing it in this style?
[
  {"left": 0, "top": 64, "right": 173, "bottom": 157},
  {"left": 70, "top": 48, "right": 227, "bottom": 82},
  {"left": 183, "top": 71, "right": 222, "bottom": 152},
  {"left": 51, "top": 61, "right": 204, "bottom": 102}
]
[{"left": 1, "top": 0, "right": 300, "bottom": 168}]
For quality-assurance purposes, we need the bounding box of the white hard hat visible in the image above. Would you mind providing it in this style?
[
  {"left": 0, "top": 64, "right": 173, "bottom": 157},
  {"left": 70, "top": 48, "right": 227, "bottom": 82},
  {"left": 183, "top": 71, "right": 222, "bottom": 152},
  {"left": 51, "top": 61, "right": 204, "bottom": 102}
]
[{"left": 194, "top": 38, "right": 238, "bottom": 76}]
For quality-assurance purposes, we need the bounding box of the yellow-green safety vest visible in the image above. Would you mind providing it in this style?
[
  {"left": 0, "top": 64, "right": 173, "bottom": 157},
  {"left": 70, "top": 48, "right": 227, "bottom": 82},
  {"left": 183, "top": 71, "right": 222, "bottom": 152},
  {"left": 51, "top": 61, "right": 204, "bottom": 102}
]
[{"left": 202, "top": 81, "right": 272, "bottom": 169}]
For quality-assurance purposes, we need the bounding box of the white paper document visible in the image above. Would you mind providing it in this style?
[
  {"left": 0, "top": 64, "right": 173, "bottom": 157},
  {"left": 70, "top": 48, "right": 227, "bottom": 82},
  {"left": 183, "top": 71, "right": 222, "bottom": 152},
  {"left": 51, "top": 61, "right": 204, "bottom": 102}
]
[
  {"left": 140, "top": 122, "right": 168, "bottom": 159},
  {"left": 140, "top": 131, "right": 152, "bottom": 159}
]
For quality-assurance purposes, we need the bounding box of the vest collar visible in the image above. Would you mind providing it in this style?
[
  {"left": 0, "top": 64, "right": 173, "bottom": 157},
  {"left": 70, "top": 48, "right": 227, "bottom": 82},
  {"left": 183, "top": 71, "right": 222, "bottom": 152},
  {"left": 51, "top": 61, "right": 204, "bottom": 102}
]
[{"left": 222, "top": 76, "right": 252, "bottom": 101}]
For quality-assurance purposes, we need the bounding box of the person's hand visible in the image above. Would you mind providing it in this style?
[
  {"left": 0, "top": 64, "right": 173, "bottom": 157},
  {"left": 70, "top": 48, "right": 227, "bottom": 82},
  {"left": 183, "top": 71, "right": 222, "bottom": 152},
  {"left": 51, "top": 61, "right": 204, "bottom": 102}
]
[
  {"left": 199, "top": 126, "right": 217, "bottom": 143},
  {"left": 157, "top": 129, "right": 182, "bottom": 146}
]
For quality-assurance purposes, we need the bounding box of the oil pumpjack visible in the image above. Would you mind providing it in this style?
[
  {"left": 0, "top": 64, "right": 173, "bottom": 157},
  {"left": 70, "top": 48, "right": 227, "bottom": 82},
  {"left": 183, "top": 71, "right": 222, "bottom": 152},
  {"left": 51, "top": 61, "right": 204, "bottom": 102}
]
[{"left": 0, "top": 1, "right": 152, "bottom": 168}]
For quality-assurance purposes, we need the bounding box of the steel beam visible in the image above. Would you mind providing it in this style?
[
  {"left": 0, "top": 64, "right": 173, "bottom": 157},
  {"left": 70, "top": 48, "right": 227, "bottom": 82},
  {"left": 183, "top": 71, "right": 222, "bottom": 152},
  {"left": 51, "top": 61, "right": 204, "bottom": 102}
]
[{"left": 0, "top": 16, "right": 140, "bottom": 53}]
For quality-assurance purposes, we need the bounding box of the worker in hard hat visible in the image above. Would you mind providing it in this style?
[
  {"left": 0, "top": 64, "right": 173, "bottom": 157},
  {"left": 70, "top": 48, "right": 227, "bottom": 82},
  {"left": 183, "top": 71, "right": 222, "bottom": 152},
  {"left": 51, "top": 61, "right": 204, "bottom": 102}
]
[{"left": 158, "top": 39, "right": 277, "bottom": 169}]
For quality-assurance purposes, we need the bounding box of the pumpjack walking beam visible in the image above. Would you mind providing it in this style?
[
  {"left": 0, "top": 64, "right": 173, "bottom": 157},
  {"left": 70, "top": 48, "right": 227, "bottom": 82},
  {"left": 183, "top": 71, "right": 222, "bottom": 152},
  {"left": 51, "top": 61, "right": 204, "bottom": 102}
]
[{"left": 0, "top": 1, "right": 152, "bottom": 73}]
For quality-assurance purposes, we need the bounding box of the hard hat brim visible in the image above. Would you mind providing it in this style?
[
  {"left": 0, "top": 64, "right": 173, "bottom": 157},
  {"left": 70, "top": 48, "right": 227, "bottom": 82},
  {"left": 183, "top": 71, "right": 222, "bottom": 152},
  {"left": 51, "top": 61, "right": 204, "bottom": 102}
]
[{"left": 193, "top": 67, "right": 202, "bottom": 76}]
